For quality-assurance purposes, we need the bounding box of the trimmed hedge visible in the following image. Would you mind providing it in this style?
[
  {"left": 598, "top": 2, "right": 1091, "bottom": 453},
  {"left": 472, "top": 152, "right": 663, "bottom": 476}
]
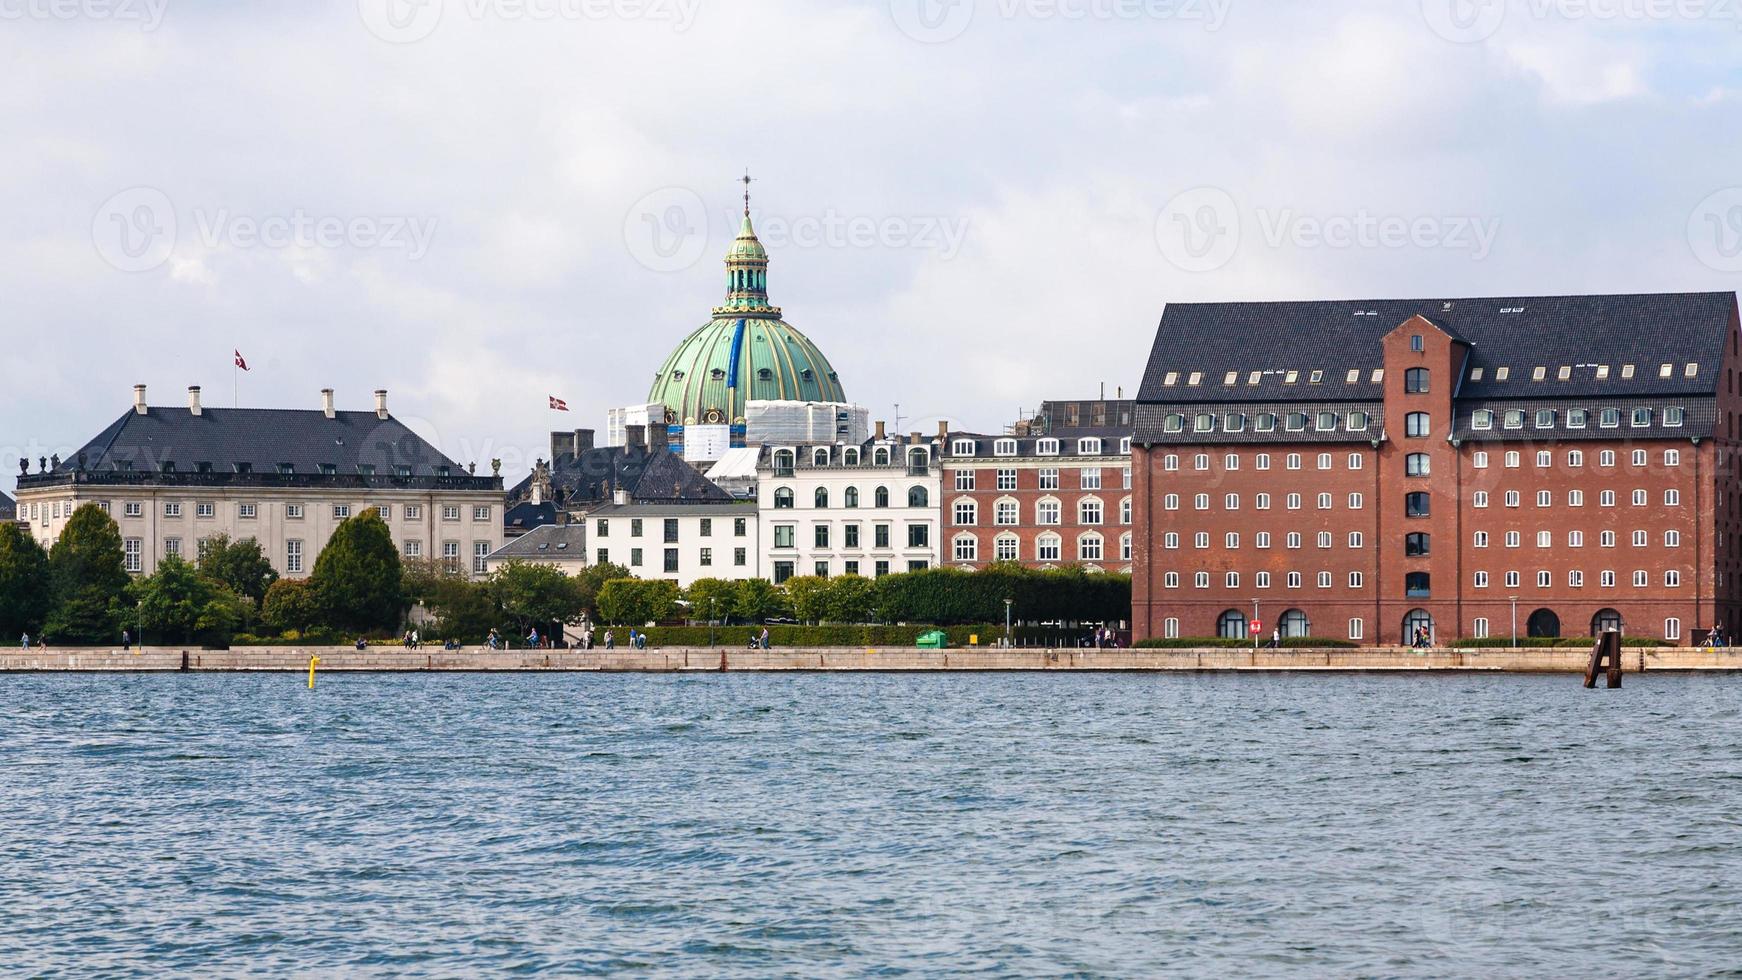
[
  {"left": 1134, "top": 636, "right": 1362, "bottom": 649},
  {"left": 636, "top": 624, "right": 1015, "bottom": 648}
]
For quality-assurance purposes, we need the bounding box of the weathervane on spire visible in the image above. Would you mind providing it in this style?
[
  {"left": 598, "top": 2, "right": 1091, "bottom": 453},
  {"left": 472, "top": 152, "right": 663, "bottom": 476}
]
[{"left": 741, "top": 169, "right": 753, "bottom": 217}]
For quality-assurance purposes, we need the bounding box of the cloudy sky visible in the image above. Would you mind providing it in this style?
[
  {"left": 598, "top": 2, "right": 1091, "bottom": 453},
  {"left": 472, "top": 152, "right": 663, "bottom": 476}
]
[{"left": 6, "top": 0, "right": 1742, "bottom": 486}]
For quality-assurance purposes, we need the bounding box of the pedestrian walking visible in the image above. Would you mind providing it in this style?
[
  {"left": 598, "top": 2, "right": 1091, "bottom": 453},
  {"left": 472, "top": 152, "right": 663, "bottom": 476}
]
[
  {"left": 20, "top": 632, "right": 29, "bottom": 649},
  {"left": 122, "top": 629, "right": 131, "bottom": 651},
  {"left": 604, "top": 629, "right": 616, "bottom": 650},
  {"left": 759, "top": 626, "right": 770, "bottom": 650},
  {"left": 1268, "top": 628, "right": 1280, "bottom": 649}
]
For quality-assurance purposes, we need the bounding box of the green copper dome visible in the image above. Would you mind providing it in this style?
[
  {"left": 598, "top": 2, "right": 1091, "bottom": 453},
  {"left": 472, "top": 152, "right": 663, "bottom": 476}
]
[{"left": 647, "top": 202, "right": 847, "bottom": 425}]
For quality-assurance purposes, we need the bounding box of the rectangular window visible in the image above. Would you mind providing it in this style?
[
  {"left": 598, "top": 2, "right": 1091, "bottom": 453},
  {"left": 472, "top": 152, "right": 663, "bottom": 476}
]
[
  {"left": 443, "top": 541, "right": 460, "bottom": 572},
  {"left": 956, "top": 471, "right": 976, "bottom": 491},
  {"left": 286, "top": 540, "right": 303, "bottom": 574},
  {"left": 815, "top": 525, "right": 831, "bottom": 548},
  {"left": 238, "top": 503, "right": 257, "bottom": 519},
  {"left": 1348, "top": 618, "right": 1364, "bottom": 640},
  {"left": 124, "top": 502, "right": 143, "bottom": 518},
  {"left": 124, "top": 537, "right": 143, "bottom": 573},
  {"left": 664, "top": 549, "right": 679, "bottom": 574},
  {"left": 997, "top": 469, "right": 1018, "bottom": 491},
  {"left": 630, "top": 548, "right": 643, "bottom": 568},
  {"left": 1079, "top": 468, "right": 1101, "bottom": 490},
  {"left": 405, "top": 505, "right": 422, "bottom": 520},
  {"left": 164, "top": 502, "right": 182, "bottom": 518},
  {"left": 475, "top": 542, "right": 491, "bottom": 574},
  {"left": 443, "top": 506, "right": 460, "bottom": 521},
  {"left": 774, "top": 526, "right": 795, "bottom": 549},
  {"left": 908, "top": 525, "right": 929, "bottom": 548},
  {"left": 1039, "top": 469, "right": 1060, "bottom": 491},
  {"left": 845, "top": 524, "right": 861, "bottom": 548},
  {"left": 196, "top": 503, "right": 215, "bottom": 518},
  {"left": 1666, "top": 618, "right": 1682, "bottom": 641},
  {"left": 1473, "top": 618, "right": 1489, "bottom": 639},
  {"left": 875, "top": 525, "right": 891, "bottom": 548},
  {"left": 404, "top": 540, "right": 422, "bottom": 559},
  {"left": 735, "top": 548, "right": 747, "bottom": 566},
  {"left": 334, "top": 505, "right": 350, "bottom": 520}
]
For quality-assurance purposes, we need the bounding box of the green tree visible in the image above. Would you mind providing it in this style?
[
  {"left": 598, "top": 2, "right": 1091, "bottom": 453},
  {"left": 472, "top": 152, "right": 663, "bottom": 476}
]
[
  {"left": 309, "top": 511, "right": 404, "bottom": 633},
  {"left": 574, "top": 561, "right": 632, "bottom": 617},
  {"left": 596, "top": 578, "right": 680, "bottom": 625},
  {"left": 684, "top": 578, "right": 739, "bottom": 624},
  {"left": 784, "top": 576, "right": 830, "bottom": 624},
  {"left": 196, "top": 534, "right": 278, "bottom": 609},
  {"left": 425, "top": 577, "right": 501, "bottom": 642},
  {"left": 0, "top": 523, "right": 50, "bottom": 640},
  {"left": 262, "top": 578, "right": 321, "bottom": 635},
  {"left": 731, "top": 578, "right": 785, "bottom": 624},
  {"left": 491, "top": 560, "right": 584, "bottom": 633},
  {"left": 130, "top": 554, "right": 248, "bottom": 645},
  {"left": 44, "top": 504, "right": 130, "bottom": 643},
  {"left": 821, "top": 575, "right": 878, "bottom": 624}
]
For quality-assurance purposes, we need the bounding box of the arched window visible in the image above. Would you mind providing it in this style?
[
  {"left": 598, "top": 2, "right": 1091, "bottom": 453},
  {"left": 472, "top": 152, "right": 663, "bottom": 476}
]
[
  {"left": 908, "top": 486, "right": 929, "bottom": 508},
  {"left": 844, "top": 487, "right": 860, "bottom": 508},
  {"left": 908, "top": 449, "right": 930, "bottom": 473},
  {"left": 873, "top": 447, "right": 891, "bottom": 466},
  {"left": 843, "top": 448, "right": 860, "bottom": 466},
  {"left": 812, "top": 448, "right": 831, "bottom": 467},
  {"left": 1406, "top": 492, "right": 1430, "bottom": 517},
  {"left": 1406, "top": 412, "right": 1431, "bottom": 437},
  {"left": 1280, "top": 609, "right": 1311, "bottom": 638},
  {"left": 1406, "top": 453, "right": 1431, "bottom": 477},
  {"left": 1528, "top": 609, "right": 1561, "bottom": 638},
  {"left": 1592, "top": 609, "right": 1624, "bottom": 635},
  {"left": 1405, "top": 367, "right": 1429, "bottom": 393},
  {"left": 773, "top": 488, "right": 794, "bottom": 509},
  {"left": 811, "top": 487, "right": 828, "bottom": 509},
  {"left": 1405, "top": 532, "right": 1430, "bottom": 557},
  {"left": 773, "top": 450, "right": 795, "bottom": 476},
  {"left": 1217, "top": 610, "right": 1248, "bottom": 640},
  {"left": 1402, "top": 609, "right": 1434, "bottom": 645},
  {"left": 874, "top": 487, "right": 890, "bottom": 508},
  {"left": 1036, "top": 533, "right": 1062, "bottom": 563}
]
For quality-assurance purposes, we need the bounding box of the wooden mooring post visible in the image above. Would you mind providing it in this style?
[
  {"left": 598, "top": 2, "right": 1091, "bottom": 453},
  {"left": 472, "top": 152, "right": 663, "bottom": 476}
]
[{"left": 1584, "top": 630, "right": 1623, "bottom": 689}]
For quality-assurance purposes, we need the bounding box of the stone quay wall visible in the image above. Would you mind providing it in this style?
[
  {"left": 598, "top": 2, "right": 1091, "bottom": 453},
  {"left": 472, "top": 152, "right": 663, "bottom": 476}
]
[{"left": 1, "top": 645, "right": 1740, "bottom": 673}]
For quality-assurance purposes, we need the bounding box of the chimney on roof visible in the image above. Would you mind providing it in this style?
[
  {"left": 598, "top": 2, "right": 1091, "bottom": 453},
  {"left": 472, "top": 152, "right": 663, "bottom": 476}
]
[
  {"left": 909, "top": 431, "right": 921, "bottom": 445},
  {"left": 936, "top": 420, "right": 948, "bottom": 440},
  {"left": 574, "top": 429, "right": 595, "bottom": 452},
  {"left": 133, "top": 384, "right": 147, "bottom": 415},
  {"left": 550, "top": 431, "right": 575, "bottom": 462},
  {"left": 625, "top": 425, "right": 646, "bottom": 450},
  {"left": 374, "top": 389, "right": 389, "bottom": 420},
  {"left": 874, "top": 420, "right": 886, "bottom": 440},
  {"left": 187, "top": 386, "right": 201, "bottom": 417},
  {"left": 321, "top": 388, "right": 336, "bottom": 419},
  {"left": 613, "top": 488, "right": 630, "bottom": 506},
  {"left": 651, "top": 424, "right": 671, "bottom": 453}
]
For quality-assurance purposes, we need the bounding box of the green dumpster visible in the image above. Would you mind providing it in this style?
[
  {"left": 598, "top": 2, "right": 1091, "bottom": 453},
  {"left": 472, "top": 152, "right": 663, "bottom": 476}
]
[{"left": 915, "top": 630, "right": 949, "bottom": 649}]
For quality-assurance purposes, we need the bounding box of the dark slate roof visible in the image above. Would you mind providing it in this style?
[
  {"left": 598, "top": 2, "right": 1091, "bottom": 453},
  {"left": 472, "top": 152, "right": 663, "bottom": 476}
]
[
  {"left": 0, "top": 490, "right": 13, "bottom": 520},
  {"left": 19, "top": 406, "right": 498, "bottom": 491},
  {"left": 488, "top": 522, "right": 587, "bottom": 561},
  {"left": 1031, "top": 400, "right": 1135, "bottom": 432},
  {"left": 1133, "top": 403, "right": 1385, "bottom": 445},
  {"left": 506, "top": 446, "right": 732, "bottom": 508},
  {"left": 1139, "top": 293, "right": 1738, "bottom": 404},
  {"left": 504, "top": 501, "right": 559, "bottom": 534},
  {"left": 1453, "top": 397, "right": 1713, "bottom": 442}
]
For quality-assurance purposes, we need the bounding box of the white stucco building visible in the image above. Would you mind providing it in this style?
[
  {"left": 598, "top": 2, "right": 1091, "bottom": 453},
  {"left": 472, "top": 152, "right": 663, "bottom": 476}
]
[{"left": 584, "top": 501, "right": 761, "bottom": 587}]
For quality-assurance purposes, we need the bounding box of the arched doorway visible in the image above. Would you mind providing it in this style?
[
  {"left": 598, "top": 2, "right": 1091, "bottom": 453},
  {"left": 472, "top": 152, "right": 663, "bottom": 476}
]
[
  {"left": 1527, "top": 609, "right": 1561, "bottom": 639},
  {"left": 1280, "top": 609, "right": 1311, "bottom": 638},
  {"left": 1216, "top": 610, "right": 1248, "bottom": 640},
  {"left": 1591, "top": 609, "right": 1624, "bottom": 635},
  {"left": 1402, "top": 609, "right": 1434, "bottom": 646}
]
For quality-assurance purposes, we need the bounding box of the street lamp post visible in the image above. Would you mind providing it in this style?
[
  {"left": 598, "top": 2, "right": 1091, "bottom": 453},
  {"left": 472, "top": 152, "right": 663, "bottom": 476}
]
[
  {"left": 1004, "top": 598, "right": 1014, "bottom": 649},
  {"left": 1510, "top": 595, "right": 1519, "bottom": 649},
  {"left": 1252, "top": 598, "right": 1260, "bottom": 650},
  {"left": 709, "top": 597, "right": 717, "bottom": 648}
]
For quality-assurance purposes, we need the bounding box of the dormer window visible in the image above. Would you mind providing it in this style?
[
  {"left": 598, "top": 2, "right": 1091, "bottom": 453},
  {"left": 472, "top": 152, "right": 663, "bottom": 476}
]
[
  {"left": 1078, "top": 438, "right": 1103, "bottom": 455},
  {"left": 1256, "top": 413, "right": 1277, "bottom": 432},
  {"left": 1631, "top": 408, "right": 1652, "bottom": 428},
  {"left": 1194, "top": 414, "right": 1215, "bottom": 433},
  {"left": 1600, "top": 408, "right": 1620, "bottom": 428},
  {"left": 1503, "top": 410, "right": 1524, "bottom": 429},
  {"left": 1316, "top": 412, "right": 1336, "bottom": 432},
  {"left": 1665, "top": 407, "right": 1686, "bottom": 427},
  {"left": 436, "top": 465, "right": 452, "bottom": 478},
  {"left": 233, "top": 462, "right": 252, "bottom": 474},
  {"left": 1119, "top": 437, "right": 1132, "bottom": 454},
  {"left": 1535, "top": 410, "right": 1555, "bottom": 429},
  {"left": 1224, "top": 414, "right": 1246, "bottom": 433},
  {"left": 1284, "top": 413, "right": 1307, "bottom": 432},
  {"left": 395, "top": 465, "right": 412, "bottom": 478},
  {"left": 1472, "top": 409, "right": 1494, "bottom": 430},
  {"left": 1348, "top": 412, "right": 1369, "bottom": 432},
  {"left": 1037, "top": 439, "right": 1059, "bottom": 456},
  {"left": 319, "top": 463, "right": 337, "bottom": 476},
  {"left": 951, "top": 439, "right": 977, "bottom": 457},
  {"left": 357, "top": 464, "right": 375, "bottom": 476},
  {"left": 1567, "top": 409, "right": 1588, "bottom": 429},
  {"left": 197, "top": 462, "right": 213, "bottom": 474},
  {"left": 812, "top": 448, "right": 831, "bottom": 467},
  {"left": 671, "top": 370, "right": 685, "bottom": 380},
  {"left": 278, "top": 463, "right": 294, "bottom": 475},
  {"left": 843, "top": 448, "right": 860, "bottom": 465},
  {"left": 710, "top": 368, "right": 725, "bottom": 380},
  {"left": 1163, "top": 414, "right": 1184, "bottom": 433},
  {"left": 873, "top": 447, "right": 891, "bottom": 466},
  {"left": 160, "top": 461, "right": 176, "bottom": 474},
  {"left": 994, "top": 439, "right": 1018, "bottom": 457}
]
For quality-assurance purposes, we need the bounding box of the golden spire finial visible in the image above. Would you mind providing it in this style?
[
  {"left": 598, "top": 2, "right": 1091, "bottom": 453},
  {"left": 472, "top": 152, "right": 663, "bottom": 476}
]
[{"left": 741, "top": 170, "right": 753, "bottom": 217}]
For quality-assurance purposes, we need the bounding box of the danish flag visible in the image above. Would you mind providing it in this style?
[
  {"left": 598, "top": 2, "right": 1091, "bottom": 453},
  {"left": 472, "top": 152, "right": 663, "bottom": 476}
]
[
  {"left": 234, "top": 349, "right": 249, "bottom": 371},
  {"left": 549, "top": 395, "right": 569, "bottom": 412}
]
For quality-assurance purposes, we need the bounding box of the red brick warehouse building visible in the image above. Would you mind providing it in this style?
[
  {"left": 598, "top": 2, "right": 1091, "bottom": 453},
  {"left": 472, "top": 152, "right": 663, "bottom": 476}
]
[{"left": 1130, "top": 293, "right": 1742, "bottom": 646}]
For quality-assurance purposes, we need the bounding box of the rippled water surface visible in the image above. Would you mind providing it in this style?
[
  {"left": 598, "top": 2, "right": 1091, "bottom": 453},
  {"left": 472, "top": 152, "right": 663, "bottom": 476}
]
[{"left": 3, "top": 672, "right": 1741, "bottom": 976}]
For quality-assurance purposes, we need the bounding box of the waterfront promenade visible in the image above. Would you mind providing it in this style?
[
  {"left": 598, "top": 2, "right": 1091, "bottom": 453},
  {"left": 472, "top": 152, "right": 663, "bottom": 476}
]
[{"left": 3, "top": 645, "right": 1740, "bottom": 673}]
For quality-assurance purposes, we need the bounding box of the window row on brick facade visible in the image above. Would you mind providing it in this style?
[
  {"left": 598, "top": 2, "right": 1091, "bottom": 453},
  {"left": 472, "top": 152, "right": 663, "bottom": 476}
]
[
  {"left": 952, "top": 496, "right": 1133, "bottom": 526},
  {"left": 1162, "top": 491, "right": 1366, "bottom": 511},
  {"left": 1471, "top": 569, "right": 1685, "bottom": 588},
  {"left": 1472, "top": 448, "right": 1681, "bottom": 469},
  {"left": 952, "top": 468, "right": 1131, "bottom": 491},
  {"left": 949, "top": 437, "right": 1132, "bottom": 458},
  {"left": 1469, "top": 405, "right": 1687, "bottom": 431},
  {"left": 1472, "top": 530, "right": 1683, "bottom": 548},
  {"left": 1158, "top": 409, "right": 1375, "bottom": 435},
  {"left": 950, "top": 531, "right": 1132, "bottom": 564},
  {"left": 770, "top": 486, "right": 930, "bottom": 509},
  {"left": 1160, "top": 570, "right": 1367, "bottom": 590},
  {"left": 1161, "top": 530, "right": 1366, "bottom": 549},
  {"left": 1470, "top": 488, "right": 1683, "bottom": 507},
  {"left": 1160, "top": 451, "right": 1367, "bottom": 473}
]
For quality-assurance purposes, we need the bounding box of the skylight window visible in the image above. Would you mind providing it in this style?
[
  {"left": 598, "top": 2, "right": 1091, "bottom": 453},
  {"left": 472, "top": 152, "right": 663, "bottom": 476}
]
[
  {"left": 1621, "top": 364, "right": 1635, "bottom": 379},
  {"left": 1685, "top": 363, "right": 1699, "bottom": 378},
  {"left": 1223, "top": 371, "right": 1238, "bottom": 385},
  {"left": 1659, "top": 363, "right": 1673, "bottom": 379},
  {"left": 1469, "top": 367, "right": 1484, "bottom": 381},
  {"left": 1164, "top": 372, "right": 1178, "bottom": 386},
  {"left": 1596, "top": 365, "right": 1610, "bottom": 380},
  {"left": 1248, "top": 371, "right": 1262, "bottom": 385},
  {"left": 1557, "top": 366, "right": 1571, "bottom": 381},
  {"left": 1309, "top": 370, "right": 1324, "bottom": 384},
  {"left": 1187, "top": 371, "right": 1203, "bottom": 386},
  {"left": 1532, "top": 367, "right": 1546, "bottom": 381},
  {"left": 1346, "top": 369, "right": 1359, "bottom": 384},
  {"left": 1495, "top": 367, "right": 1510, "bottom": 381},
  {"left": 1371, "top": 369, "right": 1384, "bottom": 384},
  {"left": 1284, "top": 371, "right": 1299, "bottom": 384}
]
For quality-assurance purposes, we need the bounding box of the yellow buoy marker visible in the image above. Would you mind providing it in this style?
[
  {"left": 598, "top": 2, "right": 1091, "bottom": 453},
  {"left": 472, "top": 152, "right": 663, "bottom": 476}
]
[{"left": 308, "top": 655, "right": 320, "bottom": 690}]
